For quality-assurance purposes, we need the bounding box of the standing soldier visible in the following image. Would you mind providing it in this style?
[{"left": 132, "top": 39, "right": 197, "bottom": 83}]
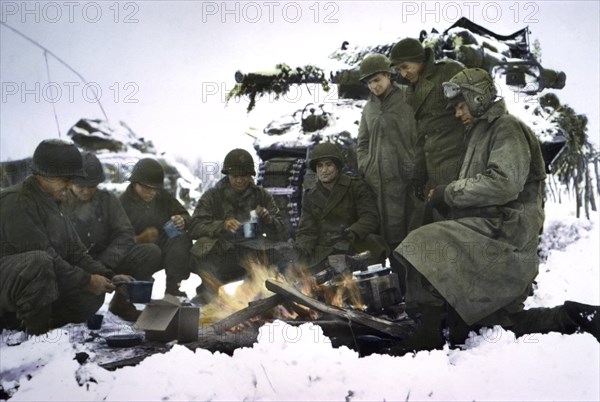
[
  {"left": 390, "top": 37, "right": 466, "bottom": 221},
  {"left": 61, "top": 152, "right": 162, "bottom": 321},
  {"left": 356, "top": 53, "right": 421, "bottom": 296},
  {"left": 295, "top": 142, "right": 387, "bottom": 273},
  {"left": 0, "top": 140, "right": 128, "bottom": 334},
  {"left": 119, "top": 158, "right": 193, "bottom": 297}
]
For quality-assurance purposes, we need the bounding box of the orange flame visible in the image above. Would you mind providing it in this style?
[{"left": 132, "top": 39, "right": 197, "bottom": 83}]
[{"left": 200, "top": 256, "right": 365, "bottom": 328}]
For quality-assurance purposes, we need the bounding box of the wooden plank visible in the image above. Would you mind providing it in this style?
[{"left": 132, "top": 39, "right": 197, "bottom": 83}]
[
  {"left": 210, "top": 294, "right": 285, "bottom": 334},
  {"left": 265, "top": 279, "right": 414, "bottom": 339}
]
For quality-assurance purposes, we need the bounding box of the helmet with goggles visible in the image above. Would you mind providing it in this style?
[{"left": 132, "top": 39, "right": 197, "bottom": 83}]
[{"left": 443, "top": 68, "right": 497, "bottom": 117}]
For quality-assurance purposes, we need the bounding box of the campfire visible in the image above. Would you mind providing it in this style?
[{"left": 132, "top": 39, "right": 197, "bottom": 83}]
[{"left": 198, "top": 253, "right": 414, "bottom": 350}]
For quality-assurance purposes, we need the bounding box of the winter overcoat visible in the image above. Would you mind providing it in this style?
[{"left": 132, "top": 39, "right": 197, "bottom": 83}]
[
  {"left": 357, "top": 84, "right": 420, "bottom": 244},
  {"left": 407, "top": 48, "right": 466, "bottom": 188},
  {"left": 395, "top": 100, "right": 547, "bottom": 325},
  {"left": 295, "top": 174, "right": 383, "bottom": 267},
  {"left": 61, "top": 189, "right": 136, "bottom": 269},
  {"left": 0, "top": 177, "right": 113, "bottom": 320},
  {"left": 188, "top": 177, "right": 288, "bottom": 259}
]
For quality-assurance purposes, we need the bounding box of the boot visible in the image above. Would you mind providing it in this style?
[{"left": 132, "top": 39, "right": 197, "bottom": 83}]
[
  {"left": 23, "top": 305, "right": 52, "bottom": 335},
  {"left": 386, "top": 305, "right": 446, "bottom": 355},
  {"left": 564, "top": 301, "right": 600, "bottom": 342},
  {"left": 109, "top": 289, "right": 141, "bottom": 322},
  {"left": 191, "top": 284, "right": 218, "bottom": 306},
  {"left": 165, "top": 279, "right": 187, "bottom": 298}
]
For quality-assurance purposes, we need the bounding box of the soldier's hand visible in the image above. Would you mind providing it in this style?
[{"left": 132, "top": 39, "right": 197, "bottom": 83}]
[
  {"left": 256, "top": 205, "right": 272, "bottom": 224},
  {"left": 84, "top": 274, "right": 115, "bottom": 295},
  {"left": 136, "top": 227, "right": 159, "bottom": 243},
  {"left": 170, "top": 215, "right": 186, "bottom": 230},
  {"left": 224, "top": 218, "right": 241, "bottom": 233},
  {"left": 428, "top": 185, "right": 450, "bottom": 216},
  {"left": 427, "top": 188, "right": 436, "bottom": 202},
  {"left": 112, "top": 274, "right": 135, "bottom": 284},
  {"left": 343, "top": 228, "right": 357, "bottom": 243}
]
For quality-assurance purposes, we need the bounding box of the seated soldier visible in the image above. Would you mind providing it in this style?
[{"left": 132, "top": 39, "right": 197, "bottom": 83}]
[
  {"left": 119, "top": 158, "right": 193, "bottom": 297},
  {"left": 61, "top": 152, "right": 162, "bottom": 321},
  {"left": 294, "top": 142, "right": 388, "bottom": 274},
  {"left": 392, "top": 68, "right": 599, "bottom": 353},
  {"left": 188, "top": 148, "right": 290, "bottom": 304},
  {"left": 0, "top": 140, "right": 130, "bottom": 334}
]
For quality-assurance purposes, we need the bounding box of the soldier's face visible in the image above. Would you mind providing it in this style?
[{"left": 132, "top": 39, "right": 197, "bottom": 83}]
[
  {"left": 367, "top": 73, "right": 392, "bottom": 97},
  {"left": 316, "top": 159, "right": 339, "bottom": 185},
  {"left": 228, "top": 175, "right": 252, "bottom": 193},
  {"left": 393, "top": 61, "right": 424, "bottom": 84},
  {"left": 133, "top": 183, "right": 160, "bottom": 202},
  {"left": 71, "top": 184, "right": 97, "bottom": 202},
  {"left": 36, "top": 176, "right": 72, "bottom": 201},
  {"left": 453, "top": 101, "right": 474, "bottom": 125}
]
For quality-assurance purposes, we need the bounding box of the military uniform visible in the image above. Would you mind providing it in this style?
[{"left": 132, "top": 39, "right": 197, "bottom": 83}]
[
  {"left": 62, "top": 189, "right": 161, "bottom": 281},
  {"left": 357, "top": 84, "right": 421, "bottom": 244},
  {"left": 0, "top": 177, "right": 110, "bottom": 333},
  {"left": 394, "top": 98, "right": 582, "bottom": 344},
  {"left": 188, "top": 176, "right": 289, "bottom": 299},
  {"left": 119, "top": 184, "right": 192, "bottom": 287},
  {"left": 397, "top": 99, "right": 547, "bottom": 324},
  {"left": 295, "top": 173, "right": 384, "bottom": 271},
  {"left": 407, "top": 48, "right": 465, "bottom": 191}
]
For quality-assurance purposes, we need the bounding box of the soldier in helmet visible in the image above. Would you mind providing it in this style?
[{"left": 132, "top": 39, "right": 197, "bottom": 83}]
[
  {"left": 389, "top": 68, "right": 600, "bottom": 353},
  {"left": 0, "top": 140, "right": 131, "bottom": 334},
  {"left": 119, "top": 158, "right": 193, "bottom": 297},
  {"left": 188, "top": 148, "right": 289, "bottom": 304},
  {"left": 356, "top": 53, "right": 421, "bottom": 296},
  {"left": 60, "top": 152, "right": 162, "bottom": 321},
  {"left": 295, "top": 142, "right": 386, "bottom": 272},
  {"left": 390, "top": 38, "right": 465, "bottom": 221}
]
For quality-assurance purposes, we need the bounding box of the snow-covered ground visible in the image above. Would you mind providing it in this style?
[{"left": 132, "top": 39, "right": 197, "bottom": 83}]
[{"left": 1, "top": 200, "right": 598, "bottom": 401}]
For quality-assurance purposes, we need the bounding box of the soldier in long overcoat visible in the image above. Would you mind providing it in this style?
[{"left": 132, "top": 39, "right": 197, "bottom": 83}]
[
  {"left": 295, "top": 142, "right": 386, "bottom": 273},
  {"left": 390, "top": 38, "right": 466, "bottom": 211},
  {"left": 119, "top": 158, "right": 193, "bottom": 297},
  {"left": 61, "top": 152, "right": 161, "bottom": 321},
  {"left": 356, "top": 53, "right": 421, "bottom": 296},
  {"left": 0, "top": 140, "right": 129, "bottom": 334},
  {"left": 188, "top": 149, "right": 289, "bottom": 303},
  {"left": 357, "top": 53, "right": 420, "bottom": 246},
  {"left": 393, "top": 69, "right": 599, "bottom": 352}
]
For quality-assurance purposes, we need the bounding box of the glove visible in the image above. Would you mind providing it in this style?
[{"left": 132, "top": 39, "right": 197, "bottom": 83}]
[{"left": 428, "top": 185, "right": 450, "bottom": 215}]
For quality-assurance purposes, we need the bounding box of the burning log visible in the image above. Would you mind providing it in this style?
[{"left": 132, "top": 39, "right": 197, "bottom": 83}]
[
  {"left": 265, "top": 279, "right": 414, "bottom": 338},
  {"left": 211, "top": 294, "right": 286, "bottom": 334}
]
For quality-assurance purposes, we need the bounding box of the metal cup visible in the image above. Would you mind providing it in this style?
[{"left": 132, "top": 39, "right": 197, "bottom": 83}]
[
  {"left": 163, "top": 220, "right": 181, "bottom": 239},
  {"left": 87, "top": 314, "right": 104, "bottom": 330}
]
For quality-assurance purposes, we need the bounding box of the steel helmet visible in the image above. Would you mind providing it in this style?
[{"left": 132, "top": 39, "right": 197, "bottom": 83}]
[
  {"left": 130, "top": 158, "right": 164, "bottom": 188},
  {"left": 222, "top": 148, "right": 256, "bottom": 176},
  {"left": 31, "top": 139, "right": 84, "bottom": 178},
  {"left": 308, "top": 142, "right": 343, "bottom": 171},
  {"left": 443, "top": 68, "right": 497, "bottom": 117},
  {"left": 359, "top": 53, "right": 394, "bottom": 82},
  {"left": 74, "top": 152, "right": 106, "bottom": 187}
]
